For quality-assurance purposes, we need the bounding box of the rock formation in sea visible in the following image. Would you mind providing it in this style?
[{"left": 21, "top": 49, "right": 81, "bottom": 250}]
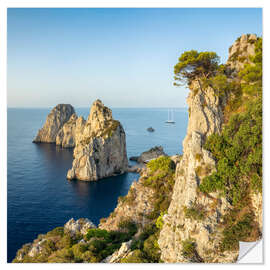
[
  {"left": 15, "top": 34, "right": 262, "bottom": 264},
  {"left": 33, "top": 104, "right": 75, "bottom": 143},
  {"left": 129, "top": 146, "right": 167, "bottom": 163},
  {"left": 67, "top": 99, "right": 128, "bottom": 181},
  {"left": 147, "top": 127, "right": 155, "bottom": 132}
]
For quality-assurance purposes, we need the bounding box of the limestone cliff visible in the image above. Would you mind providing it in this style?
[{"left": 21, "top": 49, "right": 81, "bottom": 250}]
[
  {"left": 67, "top": 100, "right": 128, "bottom": 181},
  {"left": 157, "top": 82, "right": 236, "bottom": 263},
  {"left": 158, "top": 34, "right": 262, "bottom": 263},
  {"left": 33, "top": 104, "right": 75, "bottom": 143},
  {"left": 227, "top": 34, "right": 257, "bottom": 73},
  {"left": 56, "top": 114, "right": 86, "bottom": 148},
  {"left": 18, "top": 34, "right": 261, "bottom": 264},
  {"left": 99, "top": 169, "right": 155, "bottom": 231}
]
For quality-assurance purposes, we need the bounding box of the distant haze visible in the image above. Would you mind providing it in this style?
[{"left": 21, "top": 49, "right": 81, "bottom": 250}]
[{"left": 7, "top": 8, "right": 262, "bottom": 108}]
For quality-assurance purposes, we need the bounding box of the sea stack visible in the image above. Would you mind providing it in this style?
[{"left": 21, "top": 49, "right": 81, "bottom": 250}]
[
  {"left": 67, "top": 99, "right": 128, "bottom": 181},
  {"left": 33, "top": 104, "right": 75, "bottom": 143}
]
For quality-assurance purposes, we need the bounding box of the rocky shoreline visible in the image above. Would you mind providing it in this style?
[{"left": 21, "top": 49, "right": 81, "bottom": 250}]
[{"left": 14, "top": 34, "right": 262, "bottom": 263}]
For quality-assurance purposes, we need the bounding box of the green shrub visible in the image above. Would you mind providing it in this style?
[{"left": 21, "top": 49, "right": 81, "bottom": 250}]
[
  {"left": 200, "top": 97, "right": 262, "bottom": 203},
  {"left": 143, "top": 234, "right": 160, "bottom": 262},
  {"left": 118, "top": 219, "right": 137, "bottom": 237},
  {"left": 239, "top": 38, "right": 262, "bottom": 96},
  {"left": 120, "top": 250, "right": 148, "bottom": 263},
  {"left": 195, "top": 153, "right": 202, "bottom": 162},
  {"left": 184, "top": 203, "right": 206, "bottom": 221},
  {"left": 181, "top": 239, "right": 196, "bottom": 260},
  {"left": 147, "top": 156, "right": 175, "bottom": 174},
  {"left": 56, "top": 233, "right": 74, "bottom": 249},
  {"left": 49, "top": 248, "right": 74, "bottom": 263},
  {"left": 221, "top": 213, "right": 255, "bottom": 251},
  {"left": 101, "top": 120, "right": 120, "bottom": 138},
  {"left": 46, "top": 227, "right": 64, "bottom": 238},
  {"left": 85, "top": 229, "right": 110, "bottom": 241},
  {"left": 72, "top": 243, "right": 88, "bottom": 261},
  {"left": 156, "top": 212, "right": 166, "bottom": 230},
  {"left": 142, "top": 156, "right": 175, "bottom": 222}
]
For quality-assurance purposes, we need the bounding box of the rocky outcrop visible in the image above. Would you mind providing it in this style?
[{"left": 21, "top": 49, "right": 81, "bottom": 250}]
[
  {"left": 127, "top": 163, "right": 145, "bottom": 173},
  {"left": 130, "top": 146, "right": 167, "bottom": 163},
  {"left": 64, "top": 218, "right": 96, "bottom": 236},
  {"left": 227, "top": 34, "right": 258, "bottom": 72},
  {"left": 147, "top": 127, "right": 155, "bottom": 132},
  {"left": 250, "top": 192, "right": 263, "bottom": 233},
  {"left": 102, "top": 240, "right": 132, "bottom": 263},
  {"left": 56, "top": 114, "right": 86, "bottom": 148},
  {"left": 157, "top": 81, "right": 238, "bottom": 263},
  {"left": 13, "top": 218, "right": 96, "bottom": 262},
  {"left": 33, "top": 104, "right": 75, "bottom": 143},
  {"left": 158, "top": 35, "right": 262, "bottom": 263},
  {"left": 67, "top": 100, "right": 128, "bottom": 181},
  {"left": 99, "top": 168, "right": 155, "bottom": 231}
]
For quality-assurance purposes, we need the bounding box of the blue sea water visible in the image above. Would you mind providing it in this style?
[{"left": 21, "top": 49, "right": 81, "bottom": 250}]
[{"left": 7, "top": 107, "right": 188, "bottom": 262}]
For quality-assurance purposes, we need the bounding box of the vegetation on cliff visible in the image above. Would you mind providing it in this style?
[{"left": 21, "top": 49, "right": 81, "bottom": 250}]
[
  {"left": 118, "top": 156, "right": 176, "bottom": 263},
  {"left": 199, "top": 36, "right": 262, "bottom": 251},
  {"left": 13, "top": 35, "right": 262, "bottom": 263},
  {"left": 13, "top": 222, "right": 138, "bottom": 263},
  {"left": 14, "top": 156, "right": 176, "bottom": 263}
]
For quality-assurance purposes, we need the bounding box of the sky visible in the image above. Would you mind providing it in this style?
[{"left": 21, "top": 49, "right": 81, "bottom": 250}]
[{"left": 7, "top": 8, "right": 262, "bottom": 108}]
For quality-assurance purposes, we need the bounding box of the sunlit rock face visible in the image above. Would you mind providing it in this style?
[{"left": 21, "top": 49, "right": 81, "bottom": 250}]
[
  {"left": 67, "top": 100, "right": 128, "bottom": 181},
  {"left": 33, "top": 104, "right": 75, "bottom": 144},
  {"left": 158, "top": 34, "right": 262, "bottom": 263},
  {"left": 56, "top": 114, "right": 86, "bottom": 148},
  {"left": 227, "top": 34, "right": 258, "bottom": 72}
]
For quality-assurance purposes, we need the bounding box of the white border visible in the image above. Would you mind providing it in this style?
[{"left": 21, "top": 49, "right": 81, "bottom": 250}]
[{"left": 0, "top": 1, "right": 269, "bottom": 269}]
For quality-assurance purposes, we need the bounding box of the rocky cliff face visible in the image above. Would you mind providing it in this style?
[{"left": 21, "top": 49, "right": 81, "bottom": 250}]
[
  {"left": 67, "top": 100, "right": 128, "bottom": 181},
  {"left": 157, "top": 83, "right": 236, "bottom": 263},
  {"left": 99, "top": 169, "right": 155, "bottom": 231},
  {"left": 56, "top": 114, "right": 86, "bottom": 148},
  {"left": 33, "top": 104, "right": 75, "bottom": 143},
  {"left": 158, "top": 34, "right": 262, "bottom": 263},
  {"left": 227, "top": 34, "right": 257, "bottom": 72}
]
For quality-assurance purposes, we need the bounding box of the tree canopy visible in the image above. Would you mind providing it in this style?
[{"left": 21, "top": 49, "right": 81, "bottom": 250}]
[{"left": 174, "top": 50, "right": 220, "bottom": 86}]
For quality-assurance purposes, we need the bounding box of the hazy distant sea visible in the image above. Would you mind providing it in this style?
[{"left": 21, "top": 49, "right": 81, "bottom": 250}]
[{"left": 7, "top": 107, "right": 188, "bottom": 262}]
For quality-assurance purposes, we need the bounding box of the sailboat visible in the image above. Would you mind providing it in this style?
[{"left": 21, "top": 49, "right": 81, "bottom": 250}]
[{"left": 165, "top": 109, "right": 175, "bottom": 124}]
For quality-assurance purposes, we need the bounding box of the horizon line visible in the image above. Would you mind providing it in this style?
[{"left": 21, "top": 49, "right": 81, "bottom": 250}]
[{"left": 7, "top": 106, "right": 188, "bottom": 109}]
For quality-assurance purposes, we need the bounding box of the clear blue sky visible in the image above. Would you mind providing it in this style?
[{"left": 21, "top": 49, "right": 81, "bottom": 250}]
[{"left": 7, "top": 8, "right": 262, "bottom": 108}]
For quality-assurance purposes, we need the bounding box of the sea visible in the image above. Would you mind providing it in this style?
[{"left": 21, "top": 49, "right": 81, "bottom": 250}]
[{"left": 7, "top": 107, "right": 188, "bottom": 262}]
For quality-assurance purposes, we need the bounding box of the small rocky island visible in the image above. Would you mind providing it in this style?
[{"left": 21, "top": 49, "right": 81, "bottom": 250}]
[
  {"left": 147, "top": 127, "right": 155, "bottom": 132},
  {"left": 33, "top": 100, "right": 128, "bottom": 181},
  {"left": 17, "top": 34, "right": 262, "bottom": 264},
  {"left": 130, "top": 146, "right": 167, "bottom": 163}
]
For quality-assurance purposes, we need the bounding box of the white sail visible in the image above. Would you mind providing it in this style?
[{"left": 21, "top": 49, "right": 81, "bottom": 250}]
[{"left": 165, "top": 109, "right": 175, "bottom": 124}]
